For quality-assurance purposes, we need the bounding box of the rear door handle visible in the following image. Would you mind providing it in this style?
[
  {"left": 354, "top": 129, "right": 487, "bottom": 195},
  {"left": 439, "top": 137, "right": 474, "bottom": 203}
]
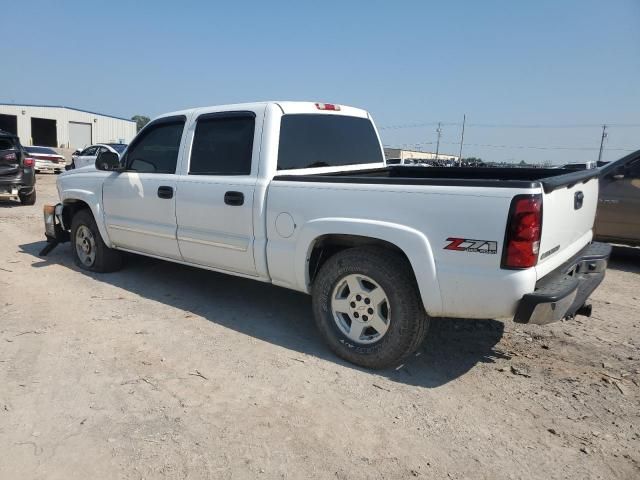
[
  {"left": 224, "top": 191, "right": 244, "bottom": 206},
  {"left": 157, "top": 186, "right": 174, "bottom": 199}
]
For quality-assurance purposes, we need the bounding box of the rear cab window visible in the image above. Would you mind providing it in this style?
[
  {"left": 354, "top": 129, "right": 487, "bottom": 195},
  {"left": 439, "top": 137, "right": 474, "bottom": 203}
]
[{"left": 277, "top": 114, "right": 383, "bottom": 170}]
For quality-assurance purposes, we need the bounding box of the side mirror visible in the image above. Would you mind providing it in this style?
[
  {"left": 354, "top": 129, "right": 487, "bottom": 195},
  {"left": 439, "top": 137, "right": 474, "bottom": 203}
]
[{"left": 95, "top": 151, "right": 122, "bottom": 171}]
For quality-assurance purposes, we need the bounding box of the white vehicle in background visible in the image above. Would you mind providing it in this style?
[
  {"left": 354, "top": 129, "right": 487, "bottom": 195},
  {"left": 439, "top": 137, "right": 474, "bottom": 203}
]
[
  {"left": 43, "top": 101, "right": 610, "bottom": 369},
  {"left": 70, "top": 143, "right": 127, "bottom": 170},
  {"left": 25, "top": 146, "right": 66, "bottom": 174}
]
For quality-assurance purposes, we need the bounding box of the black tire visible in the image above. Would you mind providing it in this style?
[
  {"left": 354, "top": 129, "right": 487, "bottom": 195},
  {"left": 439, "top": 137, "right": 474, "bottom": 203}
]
[
  {"left": 312, "top": 247, "right": 429, "bottom": 369},
  {"left": 19, "top": 189, "right": 36, "bottom": 205},
  {"left": 70, "top": 209, "right": 123, "bottom": 273}
]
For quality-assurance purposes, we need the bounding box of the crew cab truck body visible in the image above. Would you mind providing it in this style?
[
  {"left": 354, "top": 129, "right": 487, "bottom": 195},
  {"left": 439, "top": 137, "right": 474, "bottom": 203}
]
[{"left": 43, "top": 101, "right": 610, "bottom": 368}]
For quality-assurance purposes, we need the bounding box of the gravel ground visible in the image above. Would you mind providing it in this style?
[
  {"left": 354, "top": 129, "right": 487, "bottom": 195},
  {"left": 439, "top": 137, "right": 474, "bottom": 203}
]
[{"left": 1, "top": 174, "right": 639, "bottom": 480}]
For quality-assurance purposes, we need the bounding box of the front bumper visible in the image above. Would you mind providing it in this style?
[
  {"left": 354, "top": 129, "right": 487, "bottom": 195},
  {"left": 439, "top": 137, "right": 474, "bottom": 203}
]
[
  {"left": 514, "top": 242, "right": 611, "bottom": 324},
  {"left": 44, "top": 203, "right": 69, "bottom": 243}
]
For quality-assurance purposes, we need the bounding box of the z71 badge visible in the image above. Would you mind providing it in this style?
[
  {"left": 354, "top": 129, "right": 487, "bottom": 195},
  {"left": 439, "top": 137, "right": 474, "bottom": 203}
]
[{"left": 444, "top": 237, "right": 498, "bottom": 254}]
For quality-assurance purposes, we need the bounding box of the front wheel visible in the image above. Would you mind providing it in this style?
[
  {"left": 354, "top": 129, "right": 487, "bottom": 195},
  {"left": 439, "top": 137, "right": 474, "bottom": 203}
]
[
  {"left": 312, "top": 247, "right": 429, "bottom": 369},
  {"left": 70, "top": 209, "right": 123, "bottom": 273}
]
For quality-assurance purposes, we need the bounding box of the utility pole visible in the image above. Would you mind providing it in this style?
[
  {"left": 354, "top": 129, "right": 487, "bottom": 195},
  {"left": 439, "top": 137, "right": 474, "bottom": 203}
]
[
  {"left": 434, "top": 122, "right": 442, "bottom": 162},
  {"left": 597, "top": 124, "right": 607, "bottom": 163},
  {"left": 458, "top": 114, "right": 466, "bottom": 166}
]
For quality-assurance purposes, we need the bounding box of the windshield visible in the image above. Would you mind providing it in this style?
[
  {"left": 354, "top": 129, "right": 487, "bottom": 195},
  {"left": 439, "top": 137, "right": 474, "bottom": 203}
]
[
  {"left": 25, "top": 146, "right": 58, "bottom": 154},
  {"left": 277, "top": 114, "right": 383, "bottom": 170},
  {"left": 107, "top": 144, "right": 127, "bottom": 154}
]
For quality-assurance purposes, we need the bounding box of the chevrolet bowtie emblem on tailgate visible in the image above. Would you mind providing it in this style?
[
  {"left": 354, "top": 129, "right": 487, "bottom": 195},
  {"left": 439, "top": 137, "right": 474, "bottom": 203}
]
[{"left": 444, "top": 237, "right": 498, "bottom": 254}]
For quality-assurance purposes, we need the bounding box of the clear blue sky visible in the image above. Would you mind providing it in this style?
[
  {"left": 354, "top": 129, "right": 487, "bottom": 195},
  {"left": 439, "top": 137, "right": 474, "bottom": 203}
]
[{"left": 3, "top": 0, "right": 639, "bottom": 164}]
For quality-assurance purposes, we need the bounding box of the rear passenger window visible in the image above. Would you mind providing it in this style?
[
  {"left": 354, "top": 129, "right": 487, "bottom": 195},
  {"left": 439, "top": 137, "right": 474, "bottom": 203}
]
[
  {"left": 126, "top": 118, "right": 185, "bottom": 174},
  {"left": 189, "top": 113, "right": 255, "bottom": 175}
]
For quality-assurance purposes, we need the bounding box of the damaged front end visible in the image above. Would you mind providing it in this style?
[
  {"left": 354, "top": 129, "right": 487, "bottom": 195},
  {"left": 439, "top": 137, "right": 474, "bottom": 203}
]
[{"left": 41, "top": 203, "right": 69, "bottom": 256}]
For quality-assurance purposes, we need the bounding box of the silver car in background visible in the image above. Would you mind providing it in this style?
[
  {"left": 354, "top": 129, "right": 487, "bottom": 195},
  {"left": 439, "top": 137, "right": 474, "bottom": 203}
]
[{"left": 70, "top": 143, "right": 127, "bottom": 169}]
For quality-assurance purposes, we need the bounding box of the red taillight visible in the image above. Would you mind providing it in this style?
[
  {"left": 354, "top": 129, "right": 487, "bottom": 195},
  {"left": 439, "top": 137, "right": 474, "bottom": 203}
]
[
  {"left": 24, "top": 157, "right": 35, "bottom": 168},
  {"left": 502, "top": 194, "right": 542, "bottom": 269},
  {"left": 315, "top": 102, "right": 340, "bottom": 111}
]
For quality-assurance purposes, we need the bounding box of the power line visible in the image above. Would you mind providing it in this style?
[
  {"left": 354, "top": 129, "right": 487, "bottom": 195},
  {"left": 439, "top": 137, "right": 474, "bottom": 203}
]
[
  {"left": 386, "top": 140, "right": 637, "bottom": 152},
  {"left": 379, "top": 121, "right": 640, "bottom": 130},
  {"left": 380, "top": 122, "right": 456, "bottom": 130},
  {"left": 468, "top": 123, "right": 640, "bottom": 129}
]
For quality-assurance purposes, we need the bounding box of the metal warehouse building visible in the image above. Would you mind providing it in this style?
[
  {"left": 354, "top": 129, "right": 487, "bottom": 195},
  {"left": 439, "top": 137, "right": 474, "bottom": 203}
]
[
  {"left": 0, "top": 104, "right": 137, "bottom": 149},
  {"left": 384, "top": 148, "right": 459, "bottom": 164}
]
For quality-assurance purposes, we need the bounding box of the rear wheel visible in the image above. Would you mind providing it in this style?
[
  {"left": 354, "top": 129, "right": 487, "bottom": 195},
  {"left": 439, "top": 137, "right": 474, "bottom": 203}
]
[
  {"left": 19, "top": 189, "right": 36, "bottom": 205},
  {"left": 312, "top": 247, "right": 429, "bottom": 369},
  {"left": 71, "top": 209, "right": 123, "bottom": 272}
]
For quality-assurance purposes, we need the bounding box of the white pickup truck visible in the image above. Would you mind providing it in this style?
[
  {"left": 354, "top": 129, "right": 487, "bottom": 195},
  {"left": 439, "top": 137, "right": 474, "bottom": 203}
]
[{"left": 42, "top": 101, "right": 611, "bottom": 368}]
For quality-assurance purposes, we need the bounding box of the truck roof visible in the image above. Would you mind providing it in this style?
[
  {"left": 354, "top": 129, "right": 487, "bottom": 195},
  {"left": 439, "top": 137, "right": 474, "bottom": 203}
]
[{"left": 154, "top": 101, "right": 370, "bottom": 122}]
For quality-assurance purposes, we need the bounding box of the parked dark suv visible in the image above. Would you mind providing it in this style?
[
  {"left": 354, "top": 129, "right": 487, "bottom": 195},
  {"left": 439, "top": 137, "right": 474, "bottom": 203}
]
[{"left": 0, "top": 130, "right": 36, "bottom": 205}]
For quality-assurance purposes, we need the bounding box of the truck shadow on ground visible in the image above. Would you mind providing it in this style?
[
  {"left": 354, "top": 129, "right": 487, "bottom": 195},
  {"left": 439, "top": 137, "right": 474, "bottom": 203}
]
[
  {"left": 609, "top": 245, "right": 640, "bottom": 274},
  {"left": 21, "top": 240, "right": 507, "bottom": 388}
]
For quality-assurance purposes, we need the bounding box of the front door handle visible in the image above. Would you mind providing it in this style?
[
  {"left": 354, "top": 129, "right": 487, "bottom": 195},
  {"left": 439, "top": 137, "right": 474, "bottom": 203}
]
[
  {"left": 157, "top": 186, "right": 174, "bottom": 199},
  {"left": 224, "top": 191, "right": 244, "bottom": 206}
]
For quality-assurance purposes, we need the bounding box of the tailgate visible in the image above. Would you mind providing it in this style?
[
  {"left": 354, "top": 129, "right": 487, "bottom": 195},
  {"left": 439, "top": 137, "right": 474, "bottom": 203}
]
[{"left": 536, "top": 177, "right": 599, "bottom": 278}]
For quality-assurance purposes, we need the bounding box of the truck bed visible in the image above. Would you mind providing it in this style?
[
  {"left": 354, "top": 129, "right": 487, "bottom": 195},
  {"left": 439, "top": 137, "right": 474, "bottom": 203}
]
[{"left": 274, "top": 165, "right": 601, "bottom": 193}]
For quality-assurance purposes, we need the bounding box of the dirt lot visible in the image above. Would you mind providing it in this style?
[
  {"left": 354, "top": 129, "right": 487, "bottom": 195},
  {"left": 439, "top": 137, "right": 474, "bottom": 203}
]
[{"left": 1, "top": 174, "right": 639, "bottom": 480}]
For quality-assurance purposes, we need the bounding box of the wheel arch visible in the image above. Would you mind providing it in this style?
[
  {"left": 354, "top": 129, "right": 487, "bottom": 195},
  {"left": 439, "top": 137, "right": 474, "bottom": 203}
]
[
  {"left": 61, "top": 191, "right": 111, "bottom": 246},
  {"left": 296, "top": 218, "right": 443, "bottom": 316}
]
